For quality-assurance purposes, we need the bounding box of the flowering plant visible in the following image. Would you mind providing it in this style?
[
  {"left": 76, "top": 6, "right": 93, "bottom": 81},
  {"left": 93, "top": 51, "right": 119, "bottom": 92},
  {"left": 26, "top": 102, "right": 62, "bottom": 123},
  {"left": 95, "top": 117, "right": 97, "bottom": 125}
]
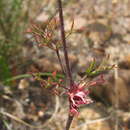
[{"left": 27, "top": 0, "right": 113, "bottom": 129}]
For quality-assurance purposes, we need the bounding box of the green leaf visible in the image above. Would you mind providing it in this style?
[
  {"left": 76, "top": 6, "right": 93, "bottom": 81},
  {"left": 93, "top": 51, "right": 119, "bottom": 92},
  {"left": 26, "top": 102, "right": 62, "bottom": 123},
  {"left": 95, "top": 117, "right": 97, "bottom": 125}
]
[
  {"left": 85, "top": 55, "right": 114, "bottom": 78},
  {"left": 86, "top": 60, "right": 96, "bottom": 75},
  {"left": 3, "top": 72, "right": 64, "bottom": 84},
  {"left": 0, "top": 56, "right": 12, "bottom": 85}
]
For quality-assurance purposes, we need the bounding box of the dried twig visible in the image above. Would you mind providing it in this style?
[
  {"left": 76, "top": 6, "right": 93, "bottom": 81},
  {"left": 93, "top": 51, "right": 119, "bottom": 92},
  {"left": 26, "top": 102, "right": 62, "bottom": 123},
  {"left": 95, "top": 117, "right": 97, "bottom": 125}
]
[
  {"left": 114, "top": 65, "right": 119, "bottom": 130},
  {"left": 77, "top": 114, "right": 112, "bottom": 128},
  {"left": 0, "top": 96, "right": 60, "bottom": 129}
]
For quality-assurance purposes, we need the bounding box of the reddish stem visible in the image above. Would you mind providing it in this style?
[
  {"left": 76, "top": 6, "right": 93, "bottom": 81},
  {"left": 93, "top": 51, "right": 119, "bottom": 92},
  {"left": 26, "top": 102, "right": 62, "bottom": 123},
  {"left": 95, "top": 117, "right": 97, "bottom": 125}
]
[
  {"left": 65, "top": 115, "right": 74, "bottom": 130},
  {"left": 56, "top": 48, "right": 66, "bottom": 74},
  {"left": 57, "top": 0, "right": 74, "bottom": 130},
  {"left": 57, "top": 0, "right": 73, "bottom": 86}
]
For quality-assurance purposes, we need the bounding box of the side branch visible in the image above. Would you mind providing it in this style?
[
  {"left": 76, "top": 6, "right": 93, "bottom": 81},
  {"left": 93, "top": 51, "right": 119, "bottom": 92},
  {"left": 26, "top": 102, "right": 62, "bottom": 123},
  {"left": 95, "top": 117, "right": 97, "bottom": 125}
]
[{"left": 56, "top": 48, "right": 66, "bottom": 74}]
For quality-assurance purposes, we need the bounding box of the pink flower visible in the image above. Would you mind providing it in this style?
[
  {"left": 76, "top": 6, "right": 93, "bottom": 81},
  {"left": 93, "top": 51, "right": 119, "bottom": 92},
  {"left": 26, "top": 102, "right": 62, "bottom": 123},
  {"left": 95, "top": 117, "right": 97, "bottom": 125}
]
[{"left": 67, "top": 75, "right": 105, "bottom": 116}]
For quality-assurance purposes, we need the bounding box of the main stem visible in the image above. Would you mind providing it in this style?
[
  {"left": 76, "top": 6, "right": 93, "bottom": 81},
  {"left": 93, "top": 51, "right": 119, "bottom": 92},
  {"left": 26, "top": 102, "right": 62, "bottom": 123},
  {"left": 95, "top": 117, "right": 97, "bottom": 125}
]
[
  {"left": 57, "top": 0, "right": 73, "bottom": 86},
  {"left": 57, "top": 0, "right": 74, "bottom": 130}
]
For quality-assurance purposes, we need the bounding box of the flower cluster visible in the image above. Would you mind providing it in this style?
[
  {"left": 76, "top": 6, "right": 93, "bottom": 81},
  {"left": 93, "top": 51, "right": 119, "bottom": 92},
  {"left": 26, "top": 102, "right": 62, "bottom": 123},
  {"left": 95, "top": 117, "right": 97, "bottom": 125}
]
[
  {"left": 66, "top": 75, "right": 105, "bottom": 116},
  {"left": 27, "top": 19, "right": 62, "bottom": 50}
]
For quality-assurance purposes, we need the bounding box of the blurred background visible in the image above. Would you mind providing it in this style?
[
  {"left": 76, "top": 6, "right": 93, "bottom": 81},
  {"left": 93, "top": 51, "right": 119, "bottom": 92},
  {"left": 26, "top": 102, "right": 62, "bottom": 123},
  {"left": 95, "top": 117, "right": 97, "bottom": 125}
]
[{"left": 0, "top": 0, "right": 130, "bottom": 129}]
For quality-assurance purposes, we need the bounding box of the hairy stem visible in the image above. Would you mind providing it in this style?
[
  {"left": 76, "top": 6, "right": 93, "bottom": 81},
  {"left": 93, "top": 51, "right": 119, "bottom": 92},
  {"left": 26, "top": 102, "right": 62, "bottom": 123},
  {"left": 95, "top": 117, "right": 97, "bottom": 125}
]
[{"left": 57, "top": 0, "right": 73, "bottom": 85}]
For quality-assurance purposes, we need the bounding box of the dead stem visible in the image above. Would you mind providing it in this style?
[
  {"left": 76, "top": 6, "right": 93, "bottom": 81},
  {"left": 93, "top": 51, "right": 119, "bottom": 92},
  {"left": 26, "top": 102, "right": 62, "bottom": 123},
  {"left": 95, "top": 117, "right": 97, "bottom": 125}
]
[{"left": 114, "top": 65, "right": 119, "bottom": 130}]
